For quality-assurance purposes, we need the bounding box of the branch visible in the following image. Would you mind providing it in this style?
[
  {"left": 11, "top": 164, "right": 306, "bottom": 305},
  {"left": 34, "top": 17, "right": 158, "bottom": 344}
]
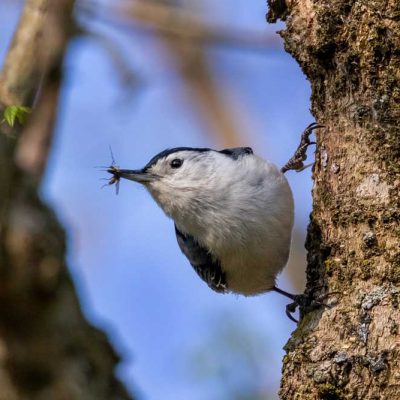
[
  {"left": 80, "top": 0, "right": 282, "bottom": 51},
  {"left": 0, "top": 1, "right": 134, "bottom": 398}
]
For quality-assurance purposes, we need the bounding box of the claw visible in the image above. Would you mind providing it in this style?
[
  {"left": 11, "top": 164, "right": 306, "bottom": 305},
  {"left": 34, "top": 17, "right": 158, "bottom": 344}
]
[
  {"left": 273, "top": 286, "right": 337, "bottom": 323},
  {"left": 281, "top": 122, "right": 324, "bottom": 173},
  {"left": 295, "top": 162, "right": 314, "bottom": 173},
  {"left": 286, "top": 301, "right": 299, "bottom": 323}
]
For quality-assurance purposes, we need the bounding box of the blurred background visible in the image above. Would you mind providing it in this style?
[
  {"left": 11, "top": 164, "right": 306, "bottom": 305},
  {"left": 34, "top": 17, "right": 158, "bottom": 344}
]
[{"left": 1, "top": 1, "right": 313, "bottom": 399}]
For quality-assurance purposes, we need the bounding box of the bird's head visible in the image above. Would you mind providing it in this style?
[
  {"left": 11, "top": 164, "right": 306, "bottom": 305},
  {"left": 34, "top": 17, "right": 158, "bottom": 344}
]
[{"left": 108, "top": 146, "right": 254, "bottom": 221}]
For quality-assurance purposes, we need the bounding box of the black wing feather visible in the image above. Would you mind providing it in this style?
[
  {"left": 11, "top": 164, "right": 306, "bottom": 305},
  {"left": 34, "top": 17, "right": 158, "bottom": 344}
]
[
  {"left": 219, "top": 147, "right": 253, "bottom": 160},
  {"left": 174, "top": 225, "right": 227, "bottom": 293}
]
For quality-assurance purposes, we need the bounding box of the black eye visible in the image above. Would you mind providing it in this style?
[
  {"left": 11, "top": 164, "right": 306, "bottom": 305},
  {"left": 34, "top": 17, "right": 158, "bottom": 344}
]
[{"left": 170, "top": 158, "right": 183, "bottom": 169}]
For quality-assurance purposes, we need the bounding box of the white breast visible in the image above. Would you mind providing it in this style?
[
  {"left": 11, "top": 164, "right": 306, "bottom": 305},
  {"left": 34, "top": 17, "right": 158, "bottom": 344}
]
[
  {"left": 183, "top": 155, "right": 294, "bottom": 296},
  {"left": 149, "top": 151, "right": 294, "bottom": 296},
  {"left": 220, "top": 161, "right": 293, "bottom": 295}
]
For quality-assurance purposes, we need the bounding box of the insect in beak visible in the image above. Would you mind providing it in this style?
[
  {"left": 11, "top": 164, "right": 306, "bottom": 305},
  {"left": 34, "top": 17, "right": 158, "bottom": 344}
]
[
  {"left": 107, "top": 164, "right": 121, "bottom": 195},
  {"left": 97, "top": 146, "right": 121, "bottom": 195},
  {"left": 100, "top": 147, "right": 157, "bottom": 194}
]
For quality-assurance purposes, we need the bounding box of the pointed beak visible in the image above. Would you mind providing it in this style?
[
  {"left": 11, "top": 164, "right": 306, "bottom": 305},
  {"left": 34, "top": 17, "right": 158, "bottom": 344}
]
[{"left": 107, "top": 168, "right": 155, "bottom": 184}]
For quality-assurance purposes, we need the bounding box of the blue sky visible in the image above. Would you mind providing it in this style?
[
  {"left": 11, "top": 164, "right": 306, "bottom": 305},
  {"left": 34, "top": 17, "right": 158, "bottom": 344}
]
[{"left": 1, "top": 1, "right": 313, "bottom": 399}]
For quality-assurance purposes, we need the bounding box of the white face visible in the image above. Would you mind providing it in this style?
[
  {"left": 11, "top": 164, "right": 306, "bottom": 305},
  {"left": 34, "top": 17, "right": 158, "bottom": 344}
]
[
  {"left": 143, "top": 149, "right": 231, "bottom": 219},
  {"left": 146, "top": 150, "right": 213, "bottom": 189}
]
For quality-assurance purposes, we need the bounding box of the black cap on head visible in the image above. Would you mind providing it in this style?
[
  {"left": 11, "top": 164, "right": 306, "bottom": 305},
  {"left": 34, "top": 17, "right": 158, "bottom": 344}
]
[
  {"left": 142, "top": 146, "right": 254, "bottom": 171},
  {"left": 143, "top": 147, "right": 212, "bottom": 171}
]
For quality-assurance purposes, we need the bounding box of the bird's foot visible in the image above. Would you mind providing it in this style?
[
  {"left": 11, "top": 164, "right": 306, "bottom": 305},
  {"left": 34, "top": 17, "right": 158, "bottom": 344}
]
[
  {"left": 281, "top": 122, "right": 324, "bottom": 173},
  {"left": 273, "top": 286, "right": 337, "bottom": 323}
]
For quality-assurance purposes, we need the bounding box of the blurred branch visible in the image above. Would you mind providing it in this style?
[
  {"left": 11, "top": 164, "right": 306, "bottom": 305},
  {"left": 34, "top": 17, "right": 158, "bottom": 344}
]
[
  {"left": 80, "top": 0, "right": 282, "bottom": 51},
  {"left": 285, "top": 228, "right": 307, "bottom": 292},
  {"left": 163, "top": 42, "right": 245, "bottom": 147},
  {"left": 0, "top": 0, "right": 73, "bottom": 107},
  {"left": 94, "top": 0, "right": 265, "bottom": 147},
  {"left": 125, "top": 0, "right": 259, "bottom": 146},
  {"left": 0, "top": 0, "right": 76, "bottom": 179},
  {"left": 78, "top": 0, "right": 282, "bottom": 146},
  {"left": 85, "top": 30, "right": 143, "bottom": 92},
  {"left": 14, "top": 66, "right": 62, "bottom": 178},
  {"left": 0, "top": 1, "right": 133, "bottom": 398}
]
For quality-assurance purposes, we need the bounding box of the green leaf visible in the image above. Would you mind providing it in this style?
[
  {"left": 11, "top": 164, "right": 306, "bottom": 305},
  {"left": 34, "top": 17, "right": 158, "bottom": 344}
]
[{"left": 2, "top": 105, "right": 31, "bottom": 127}]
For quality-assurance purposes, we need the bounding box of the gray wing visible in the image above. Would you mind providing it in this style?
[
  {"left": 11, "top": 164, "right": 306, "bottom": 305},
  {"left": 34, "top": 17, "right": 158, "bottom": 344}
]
[
  {"left": 174, "top": 225, "right": 227, "bottom": 293},
  {"left": 219, "top": 147, "right": 253, "bottom": 160}
]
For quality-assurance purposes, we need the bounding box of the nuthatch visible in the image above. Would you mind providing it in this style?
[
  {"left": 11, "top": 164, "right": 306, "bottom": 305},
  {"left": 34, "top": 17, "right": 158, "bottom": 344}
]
[{"left": 107, "top": 123, "right": 323, "bottom": 321}]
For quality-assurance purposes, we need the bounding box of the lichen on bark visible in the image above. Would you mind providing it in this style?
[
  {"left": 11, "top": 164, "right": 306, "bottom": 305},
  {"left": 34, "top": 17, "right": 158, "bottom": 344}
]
[{"left": 267, "top": 0, "right": 400, "bottom": 398}]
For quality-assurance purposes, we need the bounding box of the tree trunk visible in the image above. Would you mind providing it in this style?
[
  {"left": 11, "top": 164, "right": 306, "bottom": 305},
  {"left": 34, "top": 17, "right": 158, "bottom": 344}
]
[
  {"left": 267, "top": 1, "right": 400, "bottom": 399},
  {"left": 0, "top": 2, "right": 132, "bottom": 399}
]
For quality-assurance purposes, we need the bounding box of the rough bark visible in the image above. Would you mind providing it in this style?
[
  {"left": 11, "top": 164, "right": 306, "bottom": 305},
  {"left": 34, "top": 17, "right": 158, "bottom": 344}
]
[
  {"left": 0, "top": 1, "right": 132, "bottom": 399},
  {"left": 267, "top": 1, "right": 400, "bottom": 399}
]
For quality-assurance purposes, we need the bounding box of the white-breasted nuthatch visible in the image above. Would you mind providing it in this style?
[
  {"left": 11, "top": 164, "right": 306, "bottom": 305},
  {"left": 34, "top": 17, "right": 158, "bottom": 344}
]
[{"left": 107, "top": 123, "right": 323, "bottom": 321}]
